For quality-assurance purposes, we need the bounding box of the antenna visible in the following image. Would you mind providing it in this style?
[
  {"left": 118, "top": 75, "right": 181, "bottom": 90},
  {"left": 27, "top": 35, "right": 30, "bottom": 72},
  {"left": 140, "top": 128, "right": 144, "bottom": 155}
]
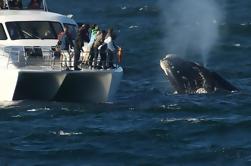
[{"left": 42, "top": 0, "right": 48, "bottom": 11}]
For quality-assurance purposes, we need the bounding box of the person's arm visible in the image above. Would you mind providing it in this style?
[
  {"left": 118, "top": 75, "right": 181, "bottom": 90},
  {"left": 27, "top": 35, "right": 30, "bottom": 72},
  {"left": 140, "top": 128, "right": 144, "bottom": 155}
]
[{"left": 113, "top": 41, "right": 120, "bottom": 50}]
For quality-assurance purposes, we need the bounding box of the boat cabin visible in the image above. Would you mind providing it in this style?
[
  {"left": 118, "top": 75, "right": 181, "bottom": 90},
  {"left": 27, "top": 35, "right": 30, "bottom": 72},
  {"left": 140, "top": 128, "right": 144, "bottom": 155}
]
[
  {"left": 0, "top": 0, "right": 78, "bottom": 68},
  {"left": 0, "top": 0, "right": 77, "bottom": 44}
]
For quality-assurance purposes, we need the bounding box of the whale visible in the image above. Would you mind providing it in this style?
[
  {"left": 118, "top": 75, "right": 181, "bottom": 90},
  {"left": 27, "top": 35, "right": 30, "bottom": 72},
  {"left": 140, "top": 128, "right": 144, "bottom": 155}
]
[{"left": 160, "top": 54, "right": 238, "bottom": 94}]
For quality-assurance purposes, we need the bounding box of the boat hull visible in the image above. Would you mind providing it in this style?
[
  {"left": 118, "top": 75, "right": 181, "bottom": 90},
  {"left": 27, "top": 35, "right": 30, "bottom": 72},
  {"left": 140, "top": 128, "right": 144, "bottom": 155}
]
[{"left": 0, "top": 68, "right": 123, "bottom": 103}]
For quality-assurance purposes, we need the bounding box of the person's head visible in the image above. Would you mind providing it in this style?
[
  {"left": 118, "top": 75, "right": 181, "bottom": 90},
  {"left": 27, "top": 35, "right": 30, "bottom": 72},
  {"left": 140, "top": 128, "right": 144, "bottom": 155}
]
[
  {"left": 63, "top": 26, "right": 69, "bottom": 33},
  {"left": 90, "top": 24, "right": 96, "bottom": 30},
  {"left": 107, "top": 28, "right": 113, "bottom": 34},
  {"left": 102, "top": 30, "right": 107, "bottom": 39},
  {"left": 106, "top": 28, "right": 116, "bottom": 39},
  {"left": 91, "top": 25, "right": 99, "bottom": 35},
  {"left": 81, "top": 24, "right": 90, "bottom": 31}
]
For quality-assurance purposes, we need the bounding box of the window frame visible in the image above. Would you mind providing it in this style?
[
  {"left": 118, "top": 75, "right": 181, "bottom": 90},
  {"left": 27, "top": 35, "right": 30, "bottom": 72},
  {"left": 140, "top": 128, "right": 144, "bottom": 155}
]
[{"left": 0, "top": 23, "right": 7, "bottom": 40}]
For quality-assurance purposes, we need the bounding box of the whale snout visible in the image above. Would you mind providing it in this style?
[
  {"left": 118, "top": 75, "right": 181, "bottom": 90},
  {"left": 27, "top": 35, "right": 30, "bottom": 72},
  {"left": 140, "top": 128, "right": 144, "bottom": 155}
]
[
  {"left": 160, "top": 58, "right": 171, "bottom": 76},
  {"left": 160, "top": 54, "right": 177, "bottom": 75}
]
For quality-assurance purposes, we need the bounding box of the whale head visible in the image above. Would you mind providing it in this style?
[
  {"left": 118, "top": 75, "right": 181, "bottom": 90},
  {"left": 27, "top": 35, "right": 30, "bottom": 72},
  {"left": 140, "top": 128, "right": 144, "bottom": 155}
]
[{"left": 160, "top": 54, "right": 238, "bottom": 94}]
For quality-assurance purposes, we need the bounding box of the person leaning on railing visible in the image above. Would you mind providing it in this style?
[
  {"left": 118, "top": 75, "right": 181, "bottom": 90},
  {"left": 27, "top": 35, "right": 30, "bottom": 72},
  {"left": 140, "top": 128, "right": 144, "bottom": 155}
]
[{"left": 99, "top": 28, "right": 121, "bottom": 69}]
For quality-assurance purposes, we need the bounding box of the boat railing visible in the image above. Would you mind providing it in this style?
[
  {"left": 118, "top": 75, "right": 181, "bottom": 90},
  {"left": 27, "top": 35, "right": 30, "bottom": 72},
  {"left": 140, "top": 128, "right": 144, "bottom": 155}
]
[
  {"left": 1, "top": 47, "right": 122, "bottom": 70},
  {"left": 1, "top": 46, "right": 55, "bottom": 69}
]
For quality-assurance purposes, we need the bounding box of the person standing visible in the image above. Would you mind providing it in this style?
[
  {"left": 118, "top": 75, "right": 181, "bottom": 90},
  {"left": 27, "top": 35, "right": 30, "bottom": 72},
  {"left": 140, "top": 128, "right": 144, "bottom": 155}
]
[
  {"left": 9, "top": 0, "right": 23, "bottom": 9},
  {"left": 57, "top": 26, "right": 74, "bottom": 70},
  {"left": 0, "top": 0, "right": 4, "bottom": 9},
  {"left": 103, "top": 28, "right": 120, "bottom": 69},
  {"left": 74, "top": 24, "right": 90, "bottom": 70},
  {"left": 92, "top": 29, "right": 106, "bottom": 69},
  {"left": 88, "top": 25, "right": 99, "bottom": 67},
  {"left": 28, "top": 0, "right": 41, "bottom": 9}
]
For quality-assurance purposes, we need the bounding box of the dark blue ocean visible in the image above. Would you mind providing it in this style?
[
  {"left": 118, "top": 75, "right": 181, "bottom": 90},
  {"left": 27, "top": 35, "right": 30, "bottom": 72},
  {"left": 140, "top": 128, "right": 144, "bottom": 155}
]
[{"left": 1, "top": 0, "right": 251, "bottom": 165}]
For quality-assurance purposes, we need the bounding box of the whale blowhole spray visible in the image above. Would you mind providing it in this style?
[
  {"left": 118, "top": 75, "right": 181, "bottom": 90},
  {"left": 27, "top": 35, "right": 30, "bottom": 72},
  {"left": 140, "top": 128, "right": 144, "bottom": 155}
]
[{"left": 158, "top": 0, "right": 223, "bottom": 65}]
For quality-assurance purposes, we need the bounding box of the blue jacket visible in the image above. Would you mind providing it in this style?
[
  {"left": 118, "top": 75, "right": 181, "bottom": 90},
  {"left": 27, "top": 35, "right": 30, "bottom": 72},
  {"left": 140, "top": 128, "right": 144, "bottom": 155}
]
[{"left": 58, "top": 32, "right": 74, "bottom": 50}]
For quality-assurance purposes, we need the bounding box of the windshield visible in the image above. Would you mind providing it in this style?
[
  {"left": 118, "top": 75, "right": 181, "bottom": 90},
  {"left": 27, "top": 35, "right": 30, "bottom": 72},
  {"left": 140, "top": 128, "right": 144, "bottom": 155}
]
[{"left": 6, "top": 21, "right": 63, "bottom": 40}]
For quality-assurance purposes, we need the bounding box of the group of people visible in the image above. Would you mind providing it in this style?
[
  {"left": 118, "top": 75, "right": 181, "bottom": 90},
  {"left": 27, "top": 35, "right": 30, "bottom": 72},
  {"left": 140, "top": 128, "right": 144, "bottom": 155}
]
[
  {"left": 0, "top": 0, "right": 41, "bottom": 10},
  {"left": 57, "top": 24, "right": 122, "bottom": 71}
]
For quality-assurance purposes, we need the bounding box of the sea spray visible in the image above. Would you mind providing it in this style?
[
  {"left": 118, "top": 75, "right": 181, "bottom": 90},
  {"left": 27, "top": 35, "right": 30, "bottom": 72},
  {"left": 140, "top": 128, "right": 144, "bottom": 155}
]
[{"left": 158, "top": 0, "right": 223, "bottom": 65}]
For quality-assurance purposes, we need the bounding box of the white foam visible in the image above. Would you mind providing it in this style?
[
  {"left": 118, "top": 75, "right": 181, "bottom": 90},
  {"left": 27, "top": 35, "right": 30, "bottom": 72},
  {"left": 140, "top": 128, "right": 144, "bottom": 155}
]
[
  {"left": 139, "top": 7, "right": 144, "bottom": 11},
  {"left": 27, "top": 107, "right": 51, "bottom": 112},
  {"left": 161, "top": 118, "right": 203, "bottom": 124},
  {"left": 121, "top": 6, "right": 127, "bottom": 10},
  {"left": 12, "top": 115, "right": 22, "bottom": 118},
  {"left": 52, "top": 130, "right": 83, "bottom": 136},
  {"left": 234, "top": 43, "right": 241, "bottom": 47},
  {"left": 129, "top": 25, "right": 139, "bottom": 29}
]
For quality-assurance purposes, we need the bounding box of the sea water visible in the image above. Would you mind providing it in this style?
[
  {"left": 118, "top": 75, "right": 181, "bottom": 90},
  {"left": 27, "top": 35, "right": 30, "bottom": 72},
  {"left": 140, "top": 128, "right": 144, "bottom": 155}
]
[{"left": 0, "top": 0, "right": 251, "bottom": 165}]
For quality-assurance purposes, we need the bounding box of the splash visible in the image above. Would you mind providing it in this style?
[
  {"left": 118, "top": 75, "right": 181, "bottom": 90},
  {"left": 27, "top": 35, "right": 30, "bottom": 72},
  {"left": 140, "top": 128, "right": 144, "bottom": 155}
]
[{"left": 159, "top": 0, "right": 223, "bottom": 65}]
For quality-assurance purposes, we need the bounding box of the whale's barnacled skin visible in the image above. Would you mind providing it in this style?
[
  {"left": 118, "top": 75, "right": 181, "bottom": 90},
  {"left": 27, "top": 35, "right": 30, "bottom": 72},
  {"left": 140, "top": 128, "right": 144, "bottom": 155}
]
[{"left": 160, "top": 54, "right": 239, "bottom": 94}]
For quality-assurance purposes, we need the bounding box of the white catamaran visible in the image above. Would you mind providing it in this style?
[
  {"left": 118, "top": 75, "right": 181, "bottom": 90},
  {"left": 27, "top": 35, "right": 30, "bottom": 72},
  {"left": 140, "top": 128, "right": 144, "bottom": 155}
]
[{"left": 0, "top": 0, "right": 123, "bottom": 102}]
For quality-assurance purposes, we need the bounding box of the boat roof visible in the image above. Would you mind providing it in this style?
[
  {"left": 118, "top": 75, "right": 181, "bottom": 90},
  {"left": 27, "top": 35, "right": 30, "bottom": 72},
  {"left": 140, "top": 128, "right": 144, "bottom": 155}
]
[{"left": 0, "top": 10, "right": 76, "bottom": 24}]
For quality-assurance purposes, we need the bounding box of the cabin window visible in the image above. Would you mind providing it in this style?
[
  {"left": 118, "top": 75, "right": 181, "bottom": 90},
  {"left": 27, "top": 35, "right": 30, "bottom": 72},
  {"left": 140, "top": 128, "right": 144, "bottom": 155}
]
[
  {"left": 6, "top": 21, "right": 63, "bottom": 40},
  {"left": 0, "top": 24, "right": 7, "bottom": 40},
  {"left": 51, "top": 22, "right": 63, "bottom": 36},
  {"left": 63, "top": 23, "right": 77, "bottom": 40}
]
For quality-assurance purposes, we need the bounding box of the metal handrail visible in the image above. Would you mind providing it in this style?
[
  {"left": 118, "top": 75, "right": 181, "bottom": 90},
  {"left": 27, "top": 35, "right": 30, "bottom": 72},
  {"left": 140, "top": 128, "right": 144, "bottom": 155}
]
[
  {"left": 3, "top": 48, "right": 54, "bottom": 68},
  {"left": 1, "top": 47, "right": 122, "bottom": 70}
]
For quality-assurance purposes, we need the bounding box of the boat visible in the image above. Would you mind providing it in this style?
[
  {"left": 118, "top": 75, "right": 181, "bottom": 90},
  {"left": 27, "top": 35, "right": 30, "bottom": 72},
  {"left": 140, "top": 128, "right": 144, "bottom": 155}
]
[{"left": 0, "top": 0, "right": 123, "bottom": 103}]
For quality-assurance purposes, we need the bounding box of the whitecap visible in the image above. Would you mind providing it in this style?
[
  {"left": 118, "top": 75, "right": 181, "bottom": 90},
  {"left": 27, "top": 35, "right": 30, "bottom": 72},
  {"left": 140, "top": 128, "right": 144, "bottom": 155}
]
[
  {"left": 129, "top": 25, "right": 139, "bottom": 29},
  {"left": 139, "top": 7, "right": 144, "bottom": 11},
  {"left": 160, "top": 104, "right": 181, "bottom": 111},
  {"left": 12, "top": 115, "right": 22, "bottom": 118},
  {"left": 27, "top": 109, "right": 38, "bottom": 112},
  {"left": 161, "top": 118, "right": 203, "bottom": 124},
  {"left": 121, "top": 6, "right": 127, "bottom": 10},
  {"left": 59, "top": 130, "right": 83, "bottom": 136},
  {"left": 129, "top": 107, "right": 136, "bottom": 111},
  {"left": 187, "top": 118, "right": 202, "bottom": 123},
  {"left": 61, "top": 107, "right": 70, "bottom": 111},
  {"left": 27, "top": 107, "right": 51, "bottom": 112},
  {"left": 52, "top": 130, "right": 83, "bottom": 136},
  {"left": 234, "top": 43, "right": 241, "bottom": 47}
]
